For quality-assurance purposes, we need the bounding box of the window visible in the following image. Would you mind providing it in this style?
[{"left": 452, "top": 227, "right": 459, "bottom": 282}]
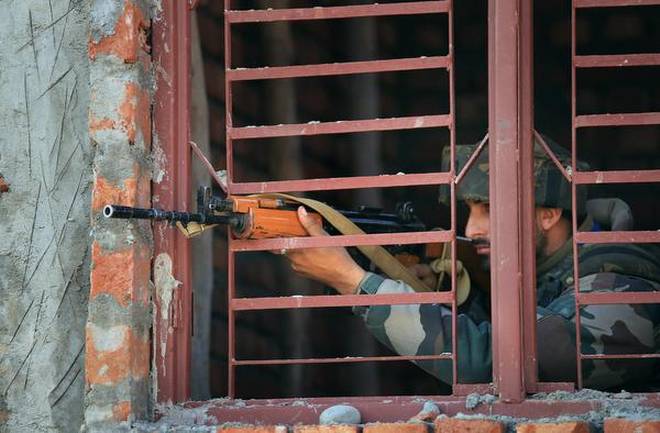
[{"left": 153, "top": 0, "right": 660, "bottom": 412}]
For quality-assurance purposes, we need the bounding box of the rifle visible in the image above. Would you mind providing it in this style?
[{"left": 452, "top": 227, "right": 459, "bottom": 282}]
[
  {"left": 104, "top": 187, "right": 489, "bottom": 300},
  {"left": 105, "top": 187, "right": 453, "bottom": 237}
]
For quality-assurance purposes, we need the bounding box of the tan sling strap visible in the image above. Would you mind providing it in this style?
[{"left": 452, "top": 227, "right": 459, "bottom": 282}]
[{"left": 260, "top": 193, "right": 434, "bottom": 294}]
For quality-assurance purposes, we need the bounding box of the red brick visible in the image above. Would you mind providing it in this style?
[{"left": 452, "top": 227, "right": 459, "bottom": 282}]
[
  {"left": 605, "top": 418, "right": 660, "bottom": 433},
  {"left": 516, "top": 422, "right": 590, "bottom": 433},
  {"left": 112, "top": 401, "right": 131, "bottom": 421},
  {"left": 90, "top": 241, "right": 151, "bottom": 308},
  {"left": 85, "top": 325, "right": 150, "bottom": 385},
  {"left": 434, "top": 417, "right": 504, "bottom": 433},
  {"left": 90, "top": 83, "right": 151, "bottom": 146},
  {"left": 218, "top": 427, "right": 287, "bottom": 433},
  {"left": 89, "top": 117, "right": 116, "bottom": 135},
  {"left": 294, "top": 426, "right": 359, "bottom": 433},
  {"left": 91, "top": 171, "right": 150, "bottom": 212},
  {"left": 364, "top": 423, "right": 429, "bottom": 433},
  {"left": 89, "top": 1, "right": 150, "bottom": 62},
  {"left": 119, "top": 82, "right": 151, "bottom": 145}
]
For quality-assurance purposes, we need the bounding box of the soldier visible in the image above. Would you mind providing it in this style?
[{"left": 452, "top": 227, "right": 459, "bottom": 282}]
[{"left": 283, "top": 136, "right": 660, "bottom": 389}]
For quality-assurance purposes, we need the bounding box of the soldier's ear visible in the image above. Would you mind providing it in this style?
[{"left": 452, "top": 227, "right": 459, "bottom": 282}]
[{"left": 536, "top": 207, "right": 563, "bottom": 231}]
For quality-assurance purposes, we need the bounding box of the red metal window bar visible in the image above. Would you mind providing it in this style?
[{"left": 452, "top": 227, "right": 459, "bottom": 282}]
[
  {"left": 570, "top": 0, "right": 660, "bottom": 389},
  {"left": 153, "top": 1, "right": 193, "bottom": 403}
]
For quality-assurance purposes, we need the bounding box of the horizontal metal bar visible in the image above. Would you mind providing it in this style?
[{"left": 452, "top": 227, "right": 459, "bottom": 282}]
[
  {"left": 581, "top": 353, "right": 660, "bottom": 360},
  {"left": 574, "top": 230, "right": 660, "bottom": 244},
  {"left": 575, "top": 0, "right": 660, "bottom": 7},
  {"left": 226, "top": 1, "right": 449, "bottom": 24},
  {"left": 452, "top": 384, "right": 495, "bottom": 396},
  {"left": 231, "top": 229, "right": 453, "bottom": 252},
  {"left": 572, "top": 169, "right": 660, "bottom": 184},
  {"left": 232, "top": 291, "right": 454, "bottom": 311},
  {"left": 575, "top": 112, "right": 660, "bottom": 128},
  {"left": 228, "top": 56, "right": 450, "bottom": 81},
  {"left": 229, "top": 172, "right": 451, "bottom": 194},
  {"left": 528, "top": 382, "right": 575, "bottom": 393},
  {"left": 229, "top": 115, "right": 451, "bottom": 140},
  {"left": 233, "top": 353, "right": 452, "bottom": 366},
  {"left": 574, "top": 53, "right": 660, "bottom": 68},
  {"left": 578, "top": 291, "right": 660, "bottom": 305}
]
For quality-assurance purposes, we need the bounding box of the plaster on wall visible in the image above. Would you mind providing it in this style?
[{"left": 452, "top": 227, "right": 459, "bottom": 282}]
[
  {"left": 0, "top": 1, "right": 92, "bottom": 432},
  {"left": 153, "top": 253, "right": 180, "bottom": 378}
]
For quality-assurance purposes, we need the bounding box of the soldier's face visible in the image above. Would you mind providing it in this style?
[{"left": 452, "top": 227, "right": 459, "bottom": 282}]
[
  {"left": 465, "top": 200, "right": 553, "bottom": 261},
  {"left": 465, "top": 200, "right": 491, "bottom": 256}
]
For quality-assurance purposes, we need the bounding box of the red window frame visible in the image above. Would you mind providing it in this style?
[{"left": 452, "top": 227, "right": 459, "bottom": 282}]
[
  {"left": 151, "top": 0, "right": 660, "bottom": 414},
  {"left": 153, "top": 0, "right": 193, "bottom": 402}
]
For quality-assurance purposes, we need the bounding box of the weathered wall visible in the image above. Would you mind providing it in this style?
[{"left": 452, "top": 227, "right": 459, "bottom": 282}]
[
  {"left": 85, "top": 0, "right": 155, "bottom": 431},
  {"left": 0, "top": 1, "right": 92, "bottom": 432}
]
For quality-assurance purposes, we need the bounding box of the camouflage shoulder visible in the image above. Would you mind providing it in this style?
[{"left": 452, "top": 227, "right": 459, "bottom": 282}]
[{"left": 579, "top": 243, "right": 660, "bottom": 284}]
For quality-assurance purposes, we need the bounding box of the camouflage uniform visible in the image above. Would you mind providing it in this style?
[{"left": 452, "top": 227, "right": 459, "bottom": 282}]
[{"left": 354, "top": 137, "right": 660, "bottom": 389}]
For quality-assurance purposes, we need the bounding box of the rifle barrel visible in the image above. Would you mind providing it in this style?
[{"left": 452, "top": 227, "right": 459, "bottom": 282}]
[{"left": 103, "top": 205, "right": 239, "bottom": 226}]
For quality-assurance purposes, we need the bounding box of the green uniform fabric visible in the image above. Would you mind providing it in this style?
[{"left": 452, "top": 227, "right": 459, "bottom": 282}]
[{"left": 354, "top": 216, "right": 660, "bottom": 389}]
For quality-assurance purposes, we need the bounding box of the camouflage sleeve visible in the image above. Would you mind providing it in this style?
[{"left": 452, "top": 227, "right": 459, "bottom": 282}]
[
  {"left": 356, "top": 271, "right": 659, "bottom": 389},
  {"left": 537, "top": 272, "right": 660, "bottom": 389},
  {"left": 353, "top": 273, "right": 492, "bottom": 385}
]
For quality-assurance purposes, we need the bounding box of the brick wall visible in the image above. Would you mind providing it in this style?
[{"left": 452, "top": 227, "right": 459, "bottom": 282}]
[
  {"left": 86, "top": 0, "right": 154, "bottom": 430},
  {"left": 134, "top": 417, "right": 660, "bottom": 433}
]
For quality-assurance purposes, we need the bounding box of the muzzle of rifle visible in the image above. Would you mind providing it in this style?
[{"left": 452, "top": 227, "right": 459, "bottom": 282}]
[{"left": 103, "top": 204, "right": 243, "bottom": 227}]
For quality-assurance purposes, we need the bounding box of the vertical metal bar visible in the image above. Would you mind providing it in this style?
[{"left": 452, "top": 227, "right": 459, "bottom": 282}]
[
  {"left": 224, "top": 0, "right": 236, "bottom": 398},
  {"left": 570, "top": 1, "right": 584, "bottom": 389},
  {"left": 448, "top": 0, "right": 459, "bottom": 389},
  {"left": 225, "top": 0, "right": 234, "bottom": 183},
  {"left": 227, "top": 240, "right": 237, "bottom": 398},
  {"left": 152, "top": 0, "right": 192, "bottom": 402},
  {"left": 488, "top": 0, "right": 525, "bottom": 402},
  {"left": 176, "top": 1, "right": 193, "bottom": 402},
  {"left": 519, "top": 0, "right": 539, "bottom": 391}
]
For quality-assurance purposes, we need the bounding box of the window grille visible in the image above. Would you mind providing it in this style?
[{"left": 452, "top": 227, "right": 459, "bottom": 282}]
[
  {"left": 150, "top": 0, "right": 660, "bottom": 410},
  {"left": 222, "top": 0, "right": 476, "bottom": 398},
  {"left": 570, "top": 0, "right": 660, "bottom": 389}
]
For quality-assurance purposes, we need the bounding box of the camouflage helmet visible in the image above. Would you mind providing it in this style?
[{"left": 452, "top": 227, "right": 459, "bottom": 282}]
[{"left": 438, "top": 134, "right": 589, "bottom": 213}]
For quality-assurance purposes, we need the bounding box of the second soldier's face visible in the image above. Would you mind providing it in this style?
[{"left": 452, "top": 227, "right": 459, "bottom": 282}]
[{"left": 465, "top": 200, "right": 490, "bottom": 256}]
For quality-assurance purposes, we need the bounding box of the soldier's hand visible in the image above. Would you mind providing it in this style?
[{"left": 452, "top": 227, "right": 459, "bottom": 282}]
[
  {"left": 284, "top": 207, "right": 366, "bottom": 295},
  {"left": 409, "top": 263, "right": 438, "bottom": 288}
]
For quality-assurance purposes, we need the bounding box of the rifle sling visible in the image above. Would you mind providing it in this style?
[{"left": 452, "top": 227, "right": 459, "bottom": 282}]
[{"left": 257, "top": 193, "right": 434, "bottom": 294}]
